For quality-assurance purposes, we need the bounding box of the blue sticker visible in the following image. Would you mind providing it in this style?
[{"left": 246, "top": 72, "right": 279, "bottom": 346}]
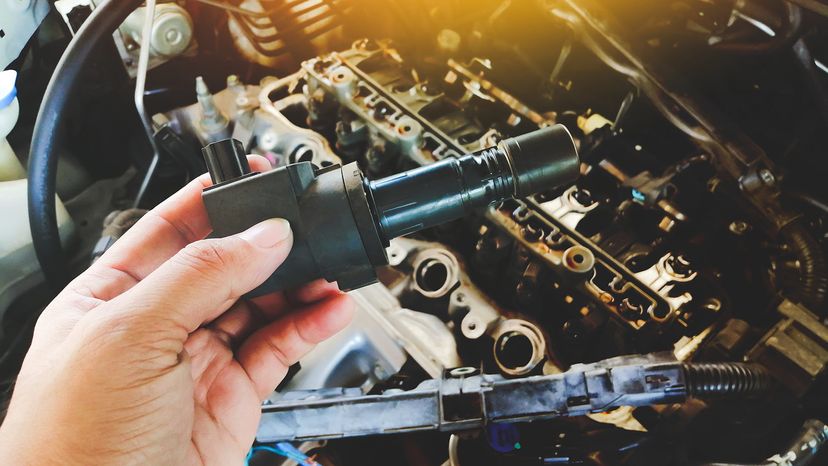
[{"left": 631, "top": 189, "right": 646, "bottom": 203}]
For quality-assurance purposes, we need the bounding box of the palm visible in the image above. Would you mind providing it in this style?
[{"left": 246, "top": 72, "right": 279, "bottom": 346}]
[
  {"left": 182, "top": 287, "right": 348, "bottom": 465},
  {"left": 183, "top": 330, "right": 259, "bottom": 464},
  {"left": 184, "top": 284, "right": 350, "bottom": 465},
  {"left": 0, "top": 155, "right": 353, "bottom": 466},
  {"left": 187, "top": 328, "right": 263, "bottom": 465}
]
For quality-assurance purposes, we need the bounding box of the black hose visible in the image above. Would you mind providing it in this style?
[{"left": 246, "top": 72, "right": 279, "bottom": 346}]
[
  {"left": 780, "top": 223, "right": 828, "bottom": 313},
  {"left": 682, "top": 362, "right": 773, "bottom": 398},
  {"left": 28, "top": 0, "right": 143, "bottom": 289}
]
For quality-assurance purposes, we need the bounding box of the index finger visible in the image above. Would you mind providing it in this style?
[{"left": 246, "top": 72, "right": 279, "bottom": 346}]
[{"left": 75, "top": 155, "right": 272, "bottom": 301}]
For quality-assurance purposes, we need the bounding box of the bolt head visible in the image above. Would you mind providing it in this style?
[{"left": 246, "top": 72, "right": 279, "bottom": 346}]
[
  {"left": 758, "top": 169, "right": 776, "bottom": 186},
  {"left": 729, "top": 221, "right": 750, "bottom": 235}
]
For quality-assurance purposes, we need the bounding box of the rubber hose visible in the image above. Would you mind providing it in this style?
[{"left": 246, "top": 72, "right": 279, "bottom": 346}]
[
  {"left": 28, "top": 0, "right": 143, "bottom": 289},
  {"left": 780, "top": 223, "right": 828, "bottom": 313},
  {"left": 682, "top": 362, "right": 773, "bottom": 398}
]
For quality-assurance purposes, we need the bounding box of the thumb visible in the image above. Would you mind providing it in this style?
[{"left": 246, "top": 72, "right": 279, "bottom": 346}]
[{"left": 107, "top": 218, "right": 293, "bottom": 333}]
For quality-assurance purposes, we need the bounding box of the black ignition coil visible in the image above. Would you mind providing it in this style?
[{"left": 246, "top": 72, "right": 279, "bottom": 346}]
[{"left": 201, "top": 125, "right": 579, "bottom": 296}]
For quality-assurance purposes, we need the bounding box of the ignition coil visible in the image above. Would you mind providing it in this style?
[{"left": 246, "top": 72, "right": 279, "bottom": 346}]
[{"left": 201, "top": 125, "right": 579, "bottom": 296}]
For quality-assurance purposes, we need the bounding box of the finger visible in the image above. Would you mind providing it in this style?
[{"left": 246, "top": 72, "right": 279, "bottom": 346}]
[
  {"left": 248, "top": 279, "right": 341, "bottom": 320},
  {"left": 285, "top": 279, "right": 342, "bottom": 306},
  {"left": 101, "top": 218, "right": 293, "bottom": 334},
  {"left": 209, "top": 301, "right": 260, "bottom": 347},
  {"left": 237, "top": 293, "right": 354, "bottom": 399},
  {"left": 247, "top": 292, "right": 289, "bottom": 320},
  {"left": 71, "top": 155, "right": 271, "bottom": 302},
  {"left": 215, "top": 280, "right": 344, "bottom": 345}
]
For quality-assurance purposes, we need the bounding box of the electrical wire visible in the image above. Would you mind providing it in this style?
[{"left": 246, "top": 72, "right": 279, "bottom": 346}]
[
  {"left": 729, "top": 4, "right": 828, "bottom": 76},
  {"left": 245, "top": 443, "right": 318, "bottom": 466},
  {"left": 789, "top": 192, "right": 828, "bottom": 217},
  {"left": 711, "top": 1, "right": 803, "bottom": 55},
  {"left": 193, "top": 0, "right": 270, "bottom": 18},
  {"left": 448, "top": 435, "right": 461, "bottom": 466},
  {"left": 133, "top": 0, "right": 162, "bottom": 208}
]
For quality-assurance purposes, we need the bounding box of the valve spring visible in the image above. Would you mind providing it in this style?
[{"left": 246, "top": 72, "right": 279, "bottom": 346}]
[{"left": 683, "top": 362, "right": 773, "bottom": 398}]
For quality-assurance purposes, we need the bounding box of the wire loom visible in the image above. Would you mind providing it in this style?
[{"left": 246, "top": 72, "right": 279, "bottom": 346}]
[{"left": 246, "top": 442, "right": 319, "bottom": 466}]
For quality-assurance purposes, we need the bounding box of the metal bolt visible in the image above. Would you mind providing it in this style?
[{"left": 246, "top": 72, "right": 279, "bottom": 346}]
[
  {"left": 759, "top": 169, "right": 776, "bottom": 186},
  {"left": 259, "top": 131, "right": 278, "bottom": 151},
  {"left": 729, "top": 221, "right": 750, "bottom": 235},
  {"left": 372, "top": 364, "right": 389, "bottom": 380}
]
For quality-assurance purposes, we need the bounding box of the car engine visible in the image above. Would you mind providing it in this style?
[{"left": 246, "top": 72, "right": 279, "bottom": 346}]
[{"left": 2, "top": 0, "right": 828, "bottom": 465}]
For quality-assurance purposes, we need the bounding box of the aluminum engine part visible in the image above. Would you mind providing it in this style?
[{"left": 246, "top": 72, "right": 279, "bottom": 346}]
[
  {"left": 386, "top": 237, "right": 551, "bottom": 377},
  {"left": 347, "top": 284, "right": 461, "bottom": 379},
  {"left": 302, "top": 41, "right": 720, "bottom": 346},
  {"left": 490, "top": 318, "right": 547, "bottom": 377},
  {"left": 156, "top": 73, "right": 341, "bottom": 167},
  {"left": 265, "top": 284, "right": 409, "bottom": 393},
  {"left": 302, "top": 40, "right": 501, "bottom": 168},
  {"left": 386, "top": 238, "right": 502, "bottom": 339},
  {"left": 258, "top": 283, "right": 462, "bottom": 440}
]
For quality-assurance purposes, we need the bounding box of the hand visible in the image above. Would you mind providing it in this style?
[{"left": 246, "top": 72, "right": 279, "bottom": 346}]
[{"left": 0, "top": 156, "right": 354, "bottom": 465}]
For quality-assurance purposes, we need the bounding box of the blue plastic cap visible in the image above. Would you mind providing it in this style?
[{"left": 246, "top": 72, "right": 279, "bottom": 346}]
[{"left": 0, "top": 70, "right": 18, "bottom": 110}]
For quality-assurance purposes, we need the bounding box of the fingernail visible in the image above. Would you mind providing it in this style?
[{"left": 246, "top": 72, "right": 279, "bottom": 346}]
[{"left": 239, "top": 218, "right": 292, "bottom": 248}]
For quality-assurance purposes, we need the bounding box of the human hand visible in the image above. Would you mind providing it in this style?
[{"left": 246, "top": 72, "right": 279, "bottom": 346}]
[{"left": 0, "top": 155, "right": 354, "bottom": 465}]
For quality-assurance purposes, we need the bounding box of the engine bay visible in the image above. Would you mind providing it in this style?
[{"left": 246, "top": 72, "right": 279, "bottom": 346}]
[{"left": 2, "top": 0, "right": 828, "bottom": 465}]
